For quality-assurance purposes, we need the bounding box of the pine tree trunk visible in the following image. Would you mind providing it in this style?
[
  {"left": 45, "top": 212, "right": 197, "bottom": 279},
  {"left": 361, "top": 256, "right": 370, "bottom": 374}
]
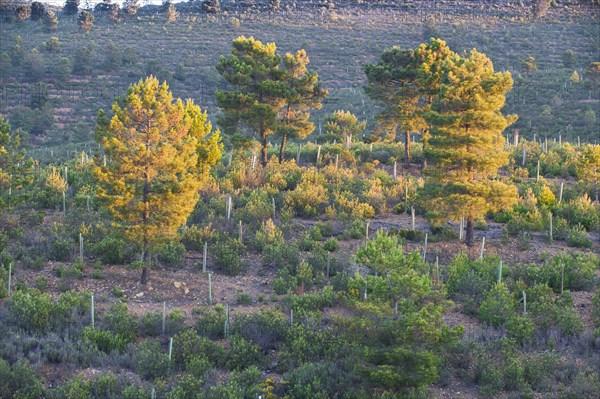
[
  {"left": 279, "top": 133, "right": 287, "bottom": 163},
  {"left": 260, "top": 130, "right": 268, "bottom": 167},
  {"left": 465, "top": 218, "right": 474, "bottom": 246},
  {"left": 404, "top": 131, "right": 411, "bottom": 164},
  {"left": 141, "top": 267, "right": 148, "bottom": 285}
]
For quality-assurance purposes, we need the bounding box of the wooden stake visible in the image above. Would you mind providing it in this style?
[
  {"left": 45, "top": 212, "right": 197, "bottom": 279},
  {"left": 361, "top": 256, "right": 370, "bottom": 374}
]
[
  {"left": 208, "top": 273, "right": 212, "bottom": 305},
  {"left": 393, "top": 161, "right": 397, "bottom": 180},
  {"left": 560, "top": 261, "right": 564, "bottom": 294},
  {"left": 162, "top": 301, "right": 166, "bottom": 335},
  {"left": 522, "top": 291, "right": 526, "bottom": 315},
  {"left": 522, "top": 147, "right": 526, "bottom": 167},
  {"left": 316, "top": 144, "right": 321, "bottom": 164},
  {"left": 404, "top": 184, "right": 408, "bottom": 214},
  {"left": 423, "top": 233, "right": 428, "bottom": 259},
  {"left": 79, "top": 233, "right": 83, "bottom": 262},
  {"left": 326, "top": 252, "right": 331, "bottom": 279},
  {"left": 271, "top": 197, "right": 276, "bottom": 216},
  {"left": 62, "top": 191, "right": 66, "bottom": 216},
  {"left": 549, "top": 213, "right": 553, "bottom": 241},
  {"left": 168, "top": 337, "right": 173, "bottom": 361},
  {"left": 91, "top": 294, "right": 95, "bottom": 328},
  {"left": 365, "top": 222, "right": 369, "bottom": 240},
  {"left": 296, "top": 143, "right": 301, "bottom": 163},
  {"left": 536, "top": 159, "right": 540, "bottom": 181},
  {"left": 7, "top": 263, "right": 12, "bottom": 295},
  {"left": 239, "top": 221, "right": 243, "bottom": 241},
  {"left": 498, "top": 260, "right": 502, "bottom": 282},
  {"left": 559, "top": 182, "right": 563, "bottom": 204},
  {"left": 480, "top": 237, "right": 485, "bottom": 260},
  {"left": 411, "top": 207, "right": 415, "bottom": 231},
  {"left": 202, "top": 242, "right": 207, "bottom": 273},
  {"left": 227, "top": 195, "right": 232, "bottom": 220}
]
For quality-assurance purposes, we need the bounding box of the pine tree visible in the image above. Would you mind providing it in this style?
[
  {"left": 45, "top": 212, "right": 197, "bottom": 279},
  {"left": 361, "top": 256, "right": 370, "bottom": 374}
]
[
  {"left": 323, "top": 110, "right": 365, "bottom": 148},
  {"left": 94, "top": 77, "right": 222, "bottom": 284},
  {"left": 78, "top": 10, "right": 94, "bottom": 32},
  {"left": 123, "top": 0, "right": 139, "bottom": 16},
  {"left": 30, "top": 2, "right": 45, "bottom": 21},
  {"left": 0, "top": 115, "right": 33, "bottom": 208},
  {"left": 216, "top": 36, "right": 285, "bottom": 166},
  {"left": 422, "top": 49, "right": 518, "bottom": 245},
  {"left": 43, "top": 11, "right": 58, "bottom": 32},
  {"left": 365, "top": 39, "right": 454, "bottom": 163},
  {"left": 63, "top": 0, "right": 80, "bottom": 16},
  {"left": 277, "top": 49, "right": 327, "bottom": 162}
]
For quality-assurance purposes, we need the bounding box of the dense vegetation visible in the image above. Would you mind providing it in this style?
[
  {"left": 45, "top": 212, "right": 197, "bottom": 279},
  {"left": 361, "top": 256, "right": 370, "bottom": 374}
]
[{"left": 0, "top": 1, "right": 599, "bottom": 398}]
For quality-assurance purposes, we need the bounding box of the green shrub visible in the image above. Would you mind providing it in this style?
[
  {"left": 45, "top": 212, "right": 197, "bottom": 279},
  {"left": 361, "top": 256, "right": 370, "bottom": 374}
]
[
  {"left": 49, "top": 236, "right": 72, "bottom": 261},
  {"left": 0, "top": 359, "right": 45, "bottom": 399},
  {"left": 506, "top": 315, "right": 535, "bottom": 345},
  {"left": 512, "top": 253, "right": 598, "bottom": 292},
  {"left": 233, "top": 308, "right": 288, "bottom": 351},
  {"left": 8, "top": 289, "right": 52, "bottom": 333},
  {"left": 557, "top": 194, "right": 599, "bottom": 232},
  {"left": 479, "top": 282, "right": 515, "bottom": 327},
  {"left": 93, "top": 235, "right": 134, "bottom": 264},
  {"left": 139, "top": 312, "right": 162, "bottom": 337},
  {"left": 173, "top": 329, "right": 223, "bottom": 369},
  {"left": 314, "top": 221, "right": 335, "bottom": 237},
  {"left": 396, "top": 228, "right": 426, "bottom": 242},
  {"left": 284, "top": 286, "right": 336, "bottom": 312},
  {"left": 323, "top": 238, "right": 339, "bottom": 252},
  {"left": 103, "top": 302, "right": 139, "bottom": 342},
  {"left": 566, "top": 224, "right": 592, "bottom": 248},
  {"left": 135, "top": 341, "right": 170, "bottom": 380},
  {"left": 263, "top": 242, "right": 301, "bottom": 271},
  {"left": 186, "top": 355, "right": 212, "bottom": 379},
  {"left": 237, "top": 292, "right": 252, "bottom": 305},
  {"left": 227, "top": 336, "right": 263, "bottom": 370},
  {"left": 209, "top": 366, "right": 262, "bottom": 399},
  {"left": 213, "top": 236, "right": 245, "bottom": 276},
  {"left": 181, "top": 225, "right": 207, "bottom": 251},
  {"left": 51, "top": 290, "right": 90, "bottom": 331},
  {"left": 344, "top": 219, "right": 366, "bottom": 239},
  {"left": 157, "top": 240, "right": 186, "bottom": 266},
  {"left": 82, "top": 327, "right": 130, "bottom": 353},
  {"left": 445, "top": 254, "right": 505, "bottom": 315},
  {"left": 194, "top": 306, "right": 226, "bottom": 340}
]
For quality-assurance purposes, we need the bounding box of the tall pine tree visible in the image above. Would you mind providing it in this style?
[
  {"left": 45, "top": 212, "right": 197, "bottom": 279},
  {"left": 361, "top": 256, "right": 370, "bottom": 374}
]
[
  {"left": 422, "top": 49, "right": 518, "bottom": 245},
  {"left": 365, "top": 39, "right": 454, "bottom": 163},
  {"left": 216, "top": 36, "right": 284, "bottom": 166},
  {"left": 95, "top": 77, "right": 221, "bottom": 284},
  {"left": 277, "top": 49, "right": 327, "bottom": 163}
]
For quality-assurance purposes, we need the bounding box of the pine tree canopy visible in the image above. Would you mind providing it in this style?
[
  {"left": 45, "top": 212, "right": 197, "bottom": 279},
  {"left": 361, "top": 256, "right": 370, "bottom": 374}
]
[{"left": 94, "top": 76, "right": 222, "bottom": 283}]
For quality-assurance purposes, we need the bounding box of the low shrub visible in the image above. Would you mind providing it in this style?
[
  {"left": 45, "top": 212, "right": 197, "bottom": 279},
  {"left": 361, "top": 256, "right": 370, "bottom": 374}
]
[
  {"left": 566, "top": 224, "right": 592, "bottom": 248},
  {"left": 93, "top": 235, "right": 135, "bottom": 265}
]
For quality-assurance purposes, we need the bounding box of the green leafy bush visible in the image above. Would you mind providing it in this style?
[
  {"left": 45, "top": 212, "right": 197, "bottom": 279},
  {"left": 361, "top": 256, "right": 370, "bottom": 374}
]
[
  {"left": 0, "top": 359, "right": 45, "bottom": 399},
  {"left": 479, "top": 282, "right": 515, "bottom": 327},
  {"left": 194, "top": 306, "right": 227, "bottom": 340},
  {"left": 445, "top": 254, "right": 505, "bottom": 315},
  {"left": 93, "top": 235, "right": 135, "bottom": 264},
  {"left": 213, "top": 235, "right": 246, "bottom": 276},
  {"left": 227, "top": 335, "right": 263, "bottom": 370},
  {"left": 8, "top": 289, "right": 52, "bottom": 333},
  {"left": 567, "top": 224, "right": 592, "bottom": 248},
  {"left": 135, "top": 341, "right": 170, "bottom": 380},
  {"left": 82, "top": 327, "right": 130, "bottom": 353},
  {"left": 512, "top": 253, "right": 598, "bottom": 292},
  {"left": 173, "top": 328, "right": 223, "bottom": 369},
  {"left": 157, "top": 240, "right": 186, "bottom": 266},
  {"left": 103, "top": 303, "right": 139, "bottom": 342}
]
